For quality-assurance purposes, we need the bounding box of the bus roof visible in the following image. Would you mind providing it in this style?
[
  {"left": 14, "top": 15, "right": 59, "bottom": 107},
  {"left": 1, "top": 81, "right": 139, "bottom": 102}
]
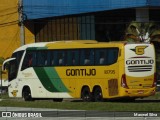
[
  {"left": 13, "top": 40, "right": 149, "bottom": 53},
  {"left": 14, "top": 40, "right": 98, "bottom": 52}
]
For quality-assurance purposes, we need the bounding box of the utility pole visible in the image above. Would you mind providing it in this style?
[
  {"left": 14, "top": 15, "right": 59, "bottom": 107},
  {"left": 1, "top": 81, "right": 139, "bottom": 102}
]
[
  {"left": 19, "top": 0, "right": 25, "bottom": 46},
  {"left": 0, "top": 70, "right": 2, "bottom": 95}
]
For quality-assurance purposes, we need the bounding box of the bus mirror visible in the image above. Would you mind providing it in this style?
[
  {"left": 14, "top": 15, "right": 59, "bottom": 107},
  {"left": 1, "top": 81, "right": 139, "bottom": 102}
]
[
  {"left": 2, "top": 61, "right": 7, "bottom": 71},
  {"left": 2, "top": 63, "right": 7, "bottom": 71},
  {"left": 2, "top": 58, "right": 16, "bottom": 71}
]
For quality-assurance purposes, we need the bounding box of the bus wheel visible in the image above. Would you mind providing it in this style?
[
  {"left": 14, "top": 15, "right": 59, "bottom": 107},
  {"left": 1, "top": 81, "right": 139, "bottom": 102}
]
[
  {"left": 22, "top": 87, "right": 33, "bottom": 101},
  {"left": 81, "top": 87, "right": 91, "bottom": 102},
  {"left": 53, "top": 98, "right": 63, "bottom": 102},
  {"left": 93, "top": 87, "right": 103, "bottom": 102}
]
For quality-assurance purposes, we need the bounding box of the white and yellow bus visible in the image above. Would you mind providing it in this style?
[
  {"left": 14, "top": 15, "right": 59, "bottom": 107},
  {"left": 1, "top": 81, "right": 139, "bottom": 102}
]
[{"left": 2, "top": 40, "right": 156, "bottom": 102}]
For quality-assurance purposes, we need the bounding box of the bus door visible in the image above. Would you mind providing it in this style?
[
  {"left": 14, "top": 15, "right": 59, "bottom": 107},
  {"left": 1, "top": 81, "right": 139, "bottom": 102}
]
[{"left": 7, "top": 58, "right": 20, "bottom": 97}]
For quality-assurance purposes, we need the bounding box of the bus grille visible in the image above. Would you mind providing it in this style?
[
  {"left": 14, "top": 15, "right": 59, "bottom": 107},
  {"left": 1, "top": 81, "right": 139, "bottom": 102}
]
[
  {"left": 128, "top": 65, "right": 152, "bottom": 72},
  {"left": 108, "top": 79, "right": 118, "bottom": 96}
]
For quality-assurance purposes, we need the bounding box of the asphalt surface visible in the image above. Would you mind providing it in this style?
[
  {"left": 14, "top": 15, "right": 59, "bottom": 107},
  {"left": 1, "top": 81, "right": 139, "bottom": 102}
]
[
  {"left": 0, "top": 107, "right": 160, "bottom": 120},
  {"left": 1, "top": 94, "right": 160, "bottom": 120}
]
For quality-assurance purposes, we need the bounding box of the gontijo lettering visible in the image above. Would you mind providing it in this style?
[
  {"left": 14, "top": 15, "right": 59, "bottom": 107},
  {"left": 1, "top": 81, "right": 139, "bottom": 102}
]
[
  {"left": 66, "top": 69, "right": 96, "bottom": 76},
  {"left": 126, "top": 59, "right": 154, "bottom": 65}
]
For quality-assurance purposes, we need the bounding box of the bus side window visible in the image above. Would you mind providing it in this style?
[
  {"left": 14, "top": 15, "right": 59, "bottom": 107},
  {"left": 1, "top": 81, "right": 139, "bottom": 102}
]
[
  {"left": 28, "top": 54, "right": 33, "bottom": 66},
  {"left": 80, "top": 50, "right": 86, "bottom": 65},
  {"left": 37, "top": 51, "right": 43, "bottom": 66},
  {"left": 81, "top": 49, "right": 94, "bottom": 66},
  {"left": 95, "top": 48, "right": 118, "bottom": 65},
  {"left": 53, "top": 51, "right": 58, "bottom": 66},
  {"left": 71, "top": 51, "right": 79, "bottom": 66},
  {"left": 107, "top": 48, "right": 119, "bottom": 65},
  {"left": 56, "top": 50, "right": 66, "bottom": 66},
  {"left": 50, "top": 51, "right": 55, "bottom": 66},
  {"left": 58, "top": 52, "right": 63, "bottom": 66},
  {"left": 44, "top": 51, "right": 50, "bottom": 66},
  {"left": 37, "top": 51, "right": 49, "bottom": 66},
  {"left": 95, "top": 49, "right": 106, "bottom": 65},
  {"left": 99, "top": 54, "right": 105, "bottom": 65},
  {"left": 22, "top": 51, "right": 35, "bottom": 70},
  {"left": 12, "top": 50, "right": 24, "bottom": 68},
  {"left": 67, "top": 50, "right": 79, "bottom": 66}
]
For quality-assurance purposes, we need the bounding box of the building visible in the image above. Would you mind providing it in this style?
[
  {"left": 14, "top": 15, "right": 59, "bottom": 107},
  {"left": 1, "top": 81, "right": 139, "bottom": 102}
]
[
  {"left": 0, "top": 0, "right": 34, "bottom": 59},
  {"left": 23, "top": 0, "right": 160, "bottom": 43},
  {"left": 0, "top": 0, "right": 160, "bottom": 58}
]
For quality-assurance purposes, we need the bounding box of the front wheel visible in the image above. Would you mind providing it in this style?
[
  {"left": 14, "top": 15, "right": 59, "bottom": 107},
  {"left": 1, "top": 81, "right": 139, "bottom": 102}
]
[{"left": 22, "top": 87, "right": 33, "bottom": 101}]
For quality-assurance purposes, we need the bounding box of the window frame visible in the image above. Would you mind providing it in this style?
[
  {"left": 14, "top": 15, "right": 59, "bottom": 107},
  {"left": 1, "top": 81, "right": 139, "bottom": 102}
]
[{"left": 21, "top": 47, "right": 119, "bottom": 70}]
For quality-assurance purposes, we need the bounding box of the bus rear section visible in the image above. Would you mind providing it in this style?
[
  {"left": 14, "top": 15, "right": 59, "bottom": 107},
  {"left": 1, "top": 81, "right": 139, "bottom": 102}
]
[{"left": 122, "top": 43, "right": 156, "bottom": 98}]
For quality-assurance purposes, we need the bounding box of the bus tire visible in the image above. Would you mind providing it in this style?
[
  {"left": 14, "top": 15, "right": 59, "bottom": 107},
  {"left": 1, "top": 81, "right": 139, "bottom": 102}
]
[
  {"left": 93, "top": 87, "right": 103, "bottom": 102},
  {"left": 81, "top": 86, "right": 91, "bottom": 102},
  {"left": 22, "top": 87, "right": 33, "bottom": 101},
  {"left": 53, "top": 98, "right": 63, "bottom": 102}
]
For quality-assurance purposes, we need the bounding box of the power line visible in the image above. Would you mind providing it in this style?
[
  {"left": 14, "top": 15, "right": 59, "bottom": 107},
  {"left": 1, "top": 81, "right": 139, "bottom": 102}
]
[
  {"left": 0, "top": 11, "right": 17, "bottom": 17},
  {"left": 0, "top": 20, "right": 18, "bottom": 28}
]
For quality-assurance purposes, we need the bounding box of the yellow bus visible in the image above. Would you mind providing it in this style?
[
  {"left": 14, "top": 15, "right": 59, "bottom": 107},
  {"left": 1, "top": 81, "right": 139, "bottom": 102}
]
[{"left": 2, "top": 40, "right": 156, "bottom": 101}]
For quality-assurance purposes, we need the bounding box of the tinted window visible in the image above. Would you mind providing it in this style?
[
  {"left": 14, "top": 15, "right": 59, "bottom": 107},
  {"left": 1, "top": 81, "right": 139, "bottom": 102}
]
[
  {"left": 107, "top": 48, "right": 119, "bottom": 65},
  {"left": 12, "top": 51, "right": 24, "bottom": 68},
  {"left": 56, "top": 50, "right": 66, "bottom": 66},
  {"left": 37, "top": 51, "right": 50, "bottom": 66},
  {"left": 80, "top": 49, "right": 94, "bottom": 65},
  {"left": 21, "top": 51, "right": 36, "bottom": 70},
  {"left": 67, "top": 50, "right": 79, "bottom": 66},
  {"left": 95, "top": 48, "right": 119, "bottom": 65},
  {"left": 95, "top": 49, "right": 106, "bottom": 65},
  {"left": 21, "top": 47, "right": 119, "bottom": 70}
]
